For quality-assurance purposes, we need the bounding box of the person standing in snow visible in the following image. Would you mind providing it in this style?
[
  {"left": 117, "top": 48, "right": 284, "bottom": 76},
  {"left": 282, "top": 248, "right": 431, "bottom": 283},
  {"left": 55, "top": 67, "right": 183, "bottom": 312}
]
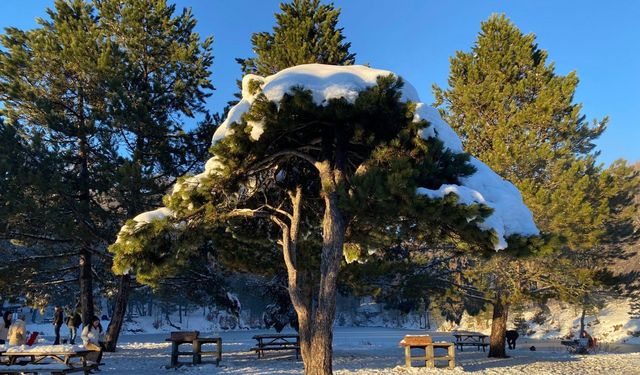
[
  {"left": 52, "top": 305, "right": 64, "bottom": 345},
  {"left": 0, "top": 311, "right": 12, "bottom": 344},
  {"left": 66, "top": 309, "right": 82, "bottom": 345},
  {"left": 81, "top": 316, "right": 104, "bottom": 364},
  {"left": 7, "top": 314, "right": 27, "bottom": 346}
]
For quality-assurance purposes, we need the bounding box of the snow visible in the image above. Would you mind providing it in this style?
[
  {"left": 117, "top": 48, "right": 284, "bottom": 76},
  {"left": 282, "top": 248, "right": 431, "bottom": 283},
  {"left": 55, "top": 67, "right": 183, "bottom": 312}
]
[
  {"left": 417, "top": 157, "right": 539, "bottom": 249},
  {"left": 132, "top": 207, "right": 174, "bottom": 226},
  {"left": 123, "top": 63, "right": 539, "bottom": 251},
  {"left": 70, "top": 327, "right": 640, "bottom": 374},
  {"left": 5, "top": 343, "right": 84, "bottom": 353}
]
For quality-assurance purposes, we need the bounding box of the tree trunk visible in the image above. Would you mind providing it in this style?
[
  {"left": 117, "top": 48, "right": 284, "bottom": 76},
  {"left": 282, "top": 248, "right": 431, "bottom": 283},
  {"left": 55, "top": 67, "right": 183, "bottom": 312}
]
[
  {"left": 104, "top": 275, "right": 130, "bottom": 352},
  {"left": 488, "top": 298, "right": 509, "bottom": 358},
  {"left": 579, "top": 306, "right": 586, "bottom": 337},
  {"left": 79, "top": 248, "right": 94, "bottom": 326},
  {"left": 303, "top": 165, "right": 346, "bottom": 375}
]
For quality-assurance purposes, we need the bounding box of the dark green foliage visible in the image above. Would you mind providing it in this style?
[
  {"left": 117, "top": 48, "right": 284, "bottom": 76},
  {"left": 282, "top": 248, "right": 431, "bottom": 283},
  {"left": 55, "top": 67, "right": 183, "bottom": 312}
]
[
  {"left": 237, "top": 0, "right": 355, "bottom": 76},
  {"left": 432, "top": 14, "right": 640, "bottom": 322},
  {"left": 112, "top": 75, "right": 509, "bottom": 285},
  {"left": 0, "top": 0, "right": 218, "bottom": 310}
]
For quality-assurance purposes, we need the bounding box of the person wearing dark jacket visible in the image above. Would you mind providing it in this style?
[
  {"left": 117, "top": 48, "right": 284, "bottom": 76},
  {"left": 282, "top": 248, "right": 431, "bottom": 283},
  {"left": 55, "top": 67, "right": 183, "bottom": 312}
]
[
  {"left": 0, "top": 311, "right": 12, "bottom": 344},
  {"left": 66, "top": 310, "right": 82, "bottom": 345},
  {"left": 53, "top": 306, "right": 64, "bottom": 345}
]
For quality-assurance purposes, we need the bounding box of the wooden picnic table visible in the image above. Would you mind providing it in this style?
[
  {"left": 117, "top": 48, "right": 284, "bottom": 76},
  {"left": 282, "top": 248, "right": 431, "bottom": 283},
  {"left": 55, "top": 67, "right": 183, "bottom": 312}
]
[
  {"left": 453, "top": 332, "right": 489, "bottom": 352},
  {"left": 0, "top": 349, "right": 97, "bottom": 374},
  {"left": 251, "top": 334, "right": 300, "bottom": 359},
  {"left": 399, "top": 336, "right": 455, "bottom": 369},
  {"left": 165, "top": 332, "right": 222, "bottom": 367}
]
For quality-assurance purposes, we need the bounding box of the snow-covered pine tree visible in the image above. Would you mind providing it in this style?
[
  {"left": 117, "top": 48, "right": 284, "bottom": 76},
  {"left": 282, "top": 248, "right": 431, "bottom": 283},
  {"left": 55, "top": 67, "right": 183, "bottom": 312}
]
[
  {"left": 111, "top": 64, "right": 540, "bottom": 375},
  {"left": 231, "top": 0, "right": 358, "bottom": 329},
  {"left": 433, "top": 14, "right": 640, "bottom": 357}
]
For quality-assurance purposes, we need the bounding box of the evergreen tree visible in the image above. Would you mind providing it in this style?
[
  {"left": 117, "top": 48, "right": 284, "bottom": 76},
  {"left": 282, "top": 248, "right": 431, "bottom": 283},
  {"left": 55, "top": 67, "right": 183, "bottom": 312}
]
[
  {"left": 111, "top": 65, "right": 539, "bottom": 375},
  {"left": 237, "top": 0, "right": 355, "bottom": 76},
  {"left": 95, "top": 0, "right": 214, "bottom": 351},
  {"left": 0, "top": 0, "right": 121, "bottom": 326},
  {"left": 231, "top": 0, "right": 358, "bottom": 328},
  {"left": 0, "top": 1, "right": 216, "bottom": 350},
  {"left": 433, "top": 14, "right": 640, "bottom": 357}
]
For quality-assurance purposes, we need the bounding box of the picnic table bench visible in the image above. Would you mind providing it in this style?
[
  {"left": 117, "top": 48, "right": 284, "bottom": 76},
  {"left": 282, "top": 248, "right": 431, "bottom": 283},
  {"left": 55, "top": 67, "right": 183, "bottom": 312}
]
[
  {"left": 399, "top": 335, "right": 455, "bottom": 369},
  {"left": 452, "top": 332, "right": 489, "bottom": 352},
  {"left": 165, "top": 331, "right": 222, "bottom": 367},
  {"left": 0, "top": 348, "right": 98, "bottom": 374},
  {"left": 251, "top": 334, "right": 300, "bottom": 359}
]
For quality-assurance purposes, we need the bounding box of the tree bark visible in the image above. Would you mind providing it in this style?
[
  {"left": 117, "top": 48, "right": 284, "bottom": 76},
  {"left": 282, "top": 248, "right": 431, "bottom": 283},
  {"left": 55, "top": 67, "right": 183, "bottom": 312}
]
[
  {"left": 79, "top": 248, "right": 94, "bottom": 326},
  {"left": 488, "top": 298, "right": 509, "bottom": 358},
  {"left": 104, "top": 274, "right": 130, "bottom": 352},
  {"left": 579, "top": 306, "right": 586, "bottom": 337},
  {"left": 77, "top": 94, "right": 95, "bottom": 327}
]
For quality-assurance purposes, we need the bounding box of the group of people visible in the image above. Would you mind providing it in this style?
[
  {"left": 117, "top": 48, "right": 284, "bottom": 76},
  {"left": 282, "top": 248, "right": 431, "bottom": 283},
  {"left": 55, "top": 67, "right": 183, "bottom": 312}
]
[
  {"left": 0, "top": 307, "right": 104, "bottom": 360},
  {"left": 53, "top": 306, "right": 105, "bottom": 361},
  {"left": 52, "top": 306, "right": 83, "bottom": 345}
]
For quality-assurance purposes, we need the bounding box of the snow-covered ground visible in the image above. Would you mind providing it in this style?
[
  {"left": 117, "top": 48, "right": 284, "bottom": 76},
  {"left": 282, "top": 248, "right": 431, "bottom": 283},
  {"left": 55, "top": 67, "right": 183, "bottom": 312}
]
[{"left": 28, "top": 327, "right": 637, "bottom": 374}]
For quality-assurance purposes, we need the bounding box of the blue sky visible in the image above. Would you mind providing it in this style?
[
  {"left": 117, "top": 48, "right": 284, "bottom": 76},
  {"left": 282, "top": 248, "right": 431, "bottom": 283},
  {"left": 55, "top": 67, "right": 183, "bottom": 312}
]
[{"left": 1, "top": 0, "right": 638, "bottom": 164}]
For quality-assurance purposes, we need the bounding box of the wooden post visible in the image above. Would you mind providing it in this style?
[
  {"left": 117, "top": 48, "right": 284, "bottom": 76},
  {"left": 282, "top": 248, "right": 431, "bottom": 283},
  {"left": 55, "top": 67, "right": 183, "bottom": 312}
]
[
  {"left": 170, "top": 341, "right": 179, "bottom": 367},
  {"left": 448, "top": 344, "right": 455, "bottom": 369},
  {"left": 404, "top": 346, "right": 412, "bottom": 367},
  {"left": 426, "top": 344, "right": 434, "bottom": 368},
  {"left": 217, "top": 338, "right": 222, "bottom": 366},
  {"left": 193, "top": 340, "right": 202, "bottom": 365}
]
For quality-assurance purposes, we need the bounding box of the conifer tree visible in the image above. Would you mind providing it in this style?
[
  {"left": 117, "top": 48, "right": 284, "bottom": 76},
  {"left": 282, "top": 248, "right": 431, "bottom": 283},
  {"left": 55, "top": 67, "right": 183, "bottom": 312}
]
[
  {"left": 0, "top": 0, "right": 121, "bottom": 326},
  {"left": 236, "top": 0, "right": 355, "bottom": 76},
  {"left": 0, "top": 1, "right": 215, "bottom": 349},
  {"left": 111, "top": 65, "right": 540, "bottom": 375},
  {"left": 433, "top": 14, "right": 639, "bottom": 357},
  {"left": 95, "top": 0, "right": 214, "bottom": 351},
  {"left": 232, "top": 0, "right": 357, "bottom": 327}
]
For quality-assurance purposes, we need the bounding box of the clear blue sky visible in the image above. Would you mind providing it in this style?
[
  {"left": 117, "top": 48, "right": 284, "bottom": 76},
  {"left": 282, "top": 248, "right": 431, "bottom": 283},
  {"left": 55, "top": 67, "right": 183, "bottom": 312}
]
[{"left": 1, "top": 0, "right": 638, "bottom": 164}]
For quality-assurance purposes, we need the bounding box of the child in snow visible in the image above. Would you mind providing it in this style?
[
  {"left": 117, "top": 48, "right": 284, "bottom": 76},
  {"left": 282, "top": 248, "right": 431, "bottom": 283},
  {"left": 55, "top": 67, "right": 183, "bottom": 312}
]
[
  {"left": 7, "top": 314, "right": 27, "bottom": 346},
  {"left": 81, "top": 315, "right": 104, "bottom": 364},
  {"left": 0, "top": 311, "right": 12, "bottom": 344}
]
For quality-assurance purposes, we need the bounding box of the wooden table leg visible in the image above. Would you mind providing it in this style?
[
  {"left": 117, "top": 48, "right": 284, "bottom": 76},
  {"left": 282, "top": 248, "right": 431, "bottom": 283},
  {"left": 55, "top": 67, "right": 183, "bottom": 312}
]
[
  {"left": 193, "top": 340, "right": 202, "bottom": 365},
  {"left": 404, "top": 346, "right": 411, "bottom": 367},
  {"left": 426, "top": 345, "right": 434, "bottom": 368},
  {"left": 171, "top": 341, "right": 179, "bottom": 367},
  {"left": 448, "top": 344, "right": 456, "bottom": 369},
  {"left": 217, "top": 338, "right": 222, "bottom": 366}
]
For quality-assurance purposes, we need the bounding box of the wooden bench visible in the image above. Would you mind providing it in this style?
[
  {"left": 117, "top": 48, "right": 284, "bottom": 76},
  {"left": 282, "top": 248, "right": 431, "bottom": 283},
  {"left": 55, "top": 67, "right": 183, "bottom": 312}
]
[
  {"left": 165, "top": 331, "right": 222, "bottom": 367},
  {"left": 0, "top": 363, "right": 99, "bottom": 374},
  {"left": 399, "top": 335, "right": 455, "bottom": 369},
  {"left": 453, "top": 332, "right": 489, "bottom": 352},
  {"left": 0, "top": 349, "right": 99, "bottom": 375},
  {"left": 251, "top": 334, "right": 300, "bottom": 359}
]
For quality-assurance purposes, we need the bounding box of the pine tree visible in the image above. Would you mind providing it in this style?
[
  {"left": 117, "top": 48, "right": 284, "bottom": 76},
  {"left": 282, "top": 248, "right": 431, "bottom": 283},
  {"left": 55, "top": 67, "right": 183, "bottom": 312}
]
[
  {"left": 0, "top": 0, "right": 121, "bottom": 326},
  {"left": 231, "top": 0, "right": 358, "bottom": 328},
  {"left": 95, "top": 0, "right": 214, "bottom": 351},
  {"left": 433, "top": 14, "right": 640, "bottom": 357},
  {"left": 236, "top": 0, "right": 355, "bottom": 76},
  {"left": 111, "top": 65, "right": 539, "bottom": 375},
  {"left": 0, "top": 1, "right": 216, "bottom": 347}
]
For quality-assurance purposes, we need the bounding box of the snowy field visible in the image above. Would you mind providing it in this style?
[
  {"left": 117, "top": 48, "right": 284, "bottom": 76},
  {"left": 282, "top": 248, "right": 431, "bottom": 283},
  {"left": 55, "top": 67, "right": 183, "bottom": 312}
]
[{"left": 86, "top": 327, "right": 640, "bottom": 374}]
